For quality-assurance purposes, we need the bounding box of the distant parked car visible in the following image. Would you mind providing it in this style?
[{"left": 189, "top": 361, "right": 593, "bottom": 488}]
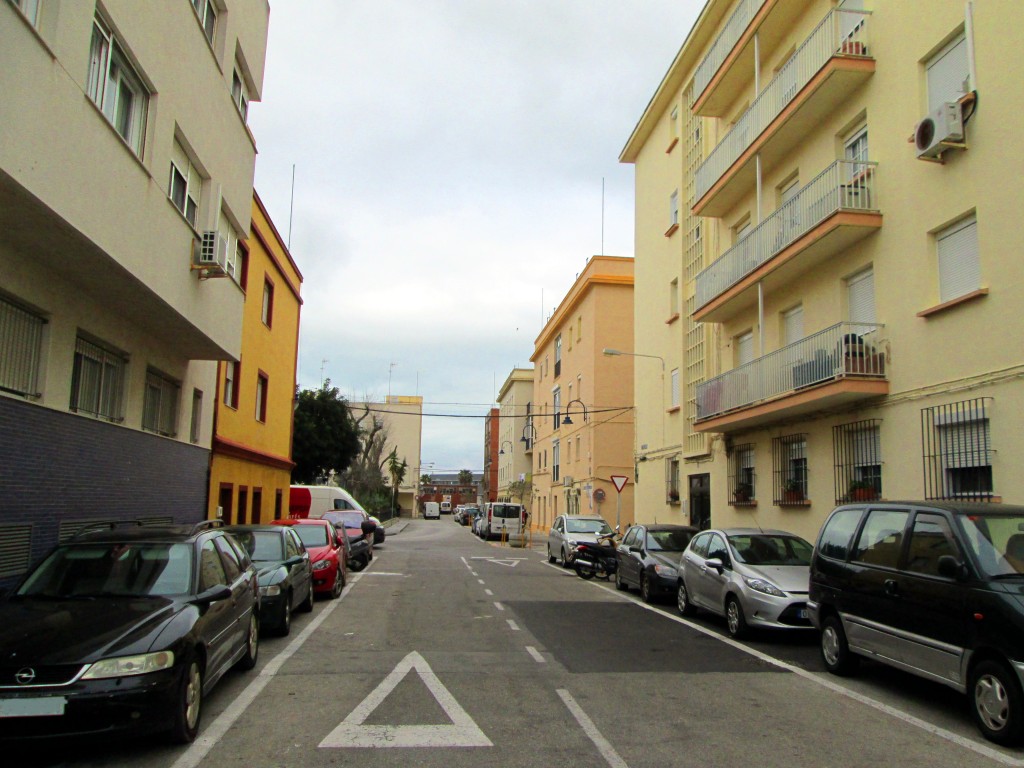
[
  {"left": 615, "top": 523, "right": 697, "bottom": 602},
  {"left": 273, "top": 518, "right": 347, "bottom": 599},
  {"left": 322, "top": 510, "right": 376, "bottom": 571},
  {"left": 225, "top": 525, "right": 314, "bottom": 636},
  {"left": 547, "top": 514, "right": 614, "bottom": 567},
  {"left": 677, "top": 528, "right": 813, "bottom": 638}
]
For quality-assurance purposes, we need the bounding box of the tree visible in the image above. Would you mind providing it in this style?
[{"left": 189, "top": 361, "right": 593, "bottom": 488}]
[
  {"left": 337, "top": 402, "right": 392, "bottom": 513},
  {"left": 420, "top": 474, "right": 432, "bottom": 485},
  {"left": 291, "top": 381, "right": 361, "bottom": 485},
  {"left": 386, "top": 449, "right": 408, "bottom": 515},
  {"left": 508, "top": 478, "right": 530, "bottom": 505},
  {"left": 458, "top": 469, "right": 474, "bottom": 486}
]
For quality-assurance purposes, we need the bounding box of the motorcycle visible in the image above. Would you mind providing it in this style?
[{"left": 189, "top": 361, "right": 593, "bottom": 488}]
[{"left": 573, "top": 534, "right": 619, "bottom": 581}]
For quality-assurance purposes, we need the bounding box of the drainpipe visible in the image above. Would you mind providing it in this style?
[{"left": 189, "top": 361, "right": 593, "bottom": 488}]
[{"left": 964, "top": 2, "right": 977, "bottom": 92}]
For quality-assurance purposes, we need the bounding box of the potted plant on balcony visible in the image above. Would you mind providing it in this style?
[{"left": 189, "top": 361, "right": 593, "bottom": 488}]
[
  {"left": 733, "top": 482, "right": 753, "bottom": 504},
  {"left": 848, "top": 480, "right": 878, "bottom": 502},
  {"left": 668, "top": 489, "right": 680, "bottom": 504},
  {"left": 782, "top": 478, "right": 805, "bottom": 503}
]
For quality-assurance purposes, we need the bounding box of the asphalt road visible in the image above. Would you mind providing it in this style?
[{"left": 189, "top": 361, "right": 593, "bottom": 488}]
[{"left": 19, "top": 518, "right": 1024, "bottom": 768}]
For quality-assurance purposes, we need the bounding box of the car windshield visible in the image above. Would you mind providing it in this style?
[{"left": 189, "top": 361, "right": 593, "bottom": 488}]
[
  {"left": 17, "top": 542, "right": 193, "bottom": 598},
  {"left": 565, "top": 519, "right": 612, "bottom": 535},
  {"left": 957, "top": 514, "right": 1024, "bottom": 578},
  {"left": 492, "top": 505, "right": 523, "bottom": 519},
  {"left": 293, "top": 525, "right": 330, "bottom": 548},
  {"left": 646, "top": 530, "right": 693, "bottom": 551},
  {"left": 730, "top": 534, "right": 813, "bottom": 566},
  {"left": 235, "top": 531, "right": 284, "bottom": 562}
]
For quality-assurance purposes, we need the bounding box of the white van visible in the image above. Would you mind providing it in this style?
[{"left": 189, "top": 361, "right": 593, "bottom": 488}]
[
  {"left": 290, "top": 485, "right": 366, "bottom": 519},
  {"left": 423, "top": 502, "right": 441, "bottom": 520},
  {"left": 440, "top": 501, "right": 452, "bottom": 514},
  {"left": 481, "top": 503, "right": 526, "bottom": 540}
]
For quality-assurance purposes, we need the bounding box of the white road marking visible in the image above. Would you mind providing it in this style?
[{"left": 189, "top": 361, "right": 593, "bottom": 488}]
[
  {"left": 485, "top": 589, "right": 493, "bottom": 596},
  {"left": 558, "top": 689, "right": 629, "bottom": 768},
  {"left": 525, "top": 646, "right": 546, "bottom": 663},
  {"left": 470, "top": 556, "right": 525, "bottom": 568},
  {"left": 460, "top": 556, "right": 473, "bottom": 571},
  {"left": 493, "top": 601, "right": 505, "bottom": 611},
  {"left": 359, "top": 572, "right": 406, "bottom": 577},
  {"left": 171, "top": 573, "right": 361, "bottom": 768},
  {"left": 319, "top": 651, "right": 492, "bottom": 749},
  {"left": 507, "top": 619, "right": 520, "bottom": 631},
  {"left": 477, "top": 579, "right": 485, "bottom": 584}
]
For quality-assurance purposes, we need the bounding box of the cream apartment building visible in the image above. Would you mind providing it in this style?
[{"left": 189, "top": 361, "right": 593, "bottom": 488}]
[
  {"left": 496, "top": 368, "right": 534, "bottom": 503},
  {"left": 622, "top": 0, "right": 1023, "bottom": 541},
  {"left": 530, "top": 256, "right": 636, "bottom": 533},
  {"left": 0, "top": 1, "right": 268, "bottom": 587},
  {"left": 350, "top": 396, "right": 424, "bottom": 515}
]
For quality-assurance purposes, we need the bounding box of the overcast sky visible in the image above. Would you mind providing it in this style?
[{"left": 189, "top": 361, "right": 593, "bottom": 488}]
[{"left": 249, "top": 0, "right": 701, "bottom": 474}]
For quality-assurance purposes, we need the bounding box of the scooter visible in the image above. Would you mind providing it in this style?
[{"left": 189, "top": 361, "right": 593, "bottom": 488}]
[{"left": 573, "top": 534, "right": 619, "bottom": 581}]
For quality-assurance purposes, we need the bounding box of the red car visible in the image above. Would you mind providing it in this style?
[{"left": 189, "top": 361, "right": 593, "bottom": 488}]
[{"left": 273, "top": 518, "right": 347, "bottom": 599}]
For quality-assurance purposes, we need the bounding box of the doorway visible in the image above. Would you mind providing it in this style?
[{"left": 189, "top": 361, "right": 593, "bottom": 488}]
[{"left": 689, "top": 474, "right": 710, "bottom": 530}]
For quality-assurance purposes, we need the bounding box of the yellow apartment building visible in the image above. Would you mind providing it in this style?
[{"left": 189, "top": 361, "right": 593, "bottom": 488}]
[
  {"left": 530, "top": 256, "right": 636, "bottom": 533},
  {"left": 349, "top": 395, "right": 424, "bottom": 516},
  {"left": 496, "top": 368, "right": 534, "bottom": 503},
  {"left": 623, "top": 0, "right": 1023, "bottom": 541},
  {"left": 209, "top": 193, "right": 302, "bottom": 523}
]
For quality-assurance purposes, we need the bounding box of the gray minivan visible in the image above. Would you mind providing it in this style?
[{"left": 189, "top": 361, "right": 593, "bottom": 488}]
[{"left": 809, "top": 501, "right": 1024, "bottom": 745}]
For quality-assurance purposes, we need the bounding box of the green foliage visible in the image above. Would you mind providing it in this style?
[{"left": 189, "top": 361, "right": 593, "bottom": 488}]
[
  {"left": 458, "top": 469, "right": 474, "bottom": 485},
  {"left": 291, "top": 381, "right": 361, "bottom": 485},
  {"left": 507, "top": 478, "right": 530, "bottom": 504}
]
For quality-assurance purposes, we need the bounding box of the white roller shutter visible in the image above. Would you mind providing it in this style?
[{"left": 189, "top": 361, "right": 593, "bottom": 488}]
[
  {"left": 927, "top": 35, "right": 969, "bottom": 113},
  {"left": 783, "top": 305, "right": 804, "bottom": 345},
  {"left": 937, "top": 217, "right": 979, "bottom": 303},
  {"left": 848, "top": 268, "right": 876, "bottom": 324}
]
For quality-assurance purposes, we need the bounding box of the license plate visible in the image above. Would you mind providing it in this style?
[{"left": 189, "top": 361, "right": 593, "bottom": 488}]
[
  {"left": 797, "top": 609, "right": 808, "bottom": 619},
  {"left": 0, "top": 697, "right": 67, "bottom": 718}
]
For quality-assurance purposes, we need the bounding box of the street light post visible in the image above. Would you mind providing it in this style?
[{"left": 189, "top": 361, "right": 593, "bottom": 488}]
[{"left": 602, "top": 347, "right": 666, "bottom": 445}]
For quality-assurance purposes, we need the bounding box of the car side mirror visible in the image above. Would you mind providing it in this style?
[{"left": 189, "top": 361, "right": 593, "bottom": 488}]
[
  {"left": 361, "top": 521, "right": 377, "bottom": 535},
  {"left": 629, "top": 545, "right": 643, "bottom": 554},
  {"left": 192, "top": 585, "right": 232, "bottom": 605},
  {"left": 937, "top": 555, "right": 967, "bottom": 581},
  {"left": 705, "top": 557, "right": 725, "bottom": 572},
  {"left": 284, "top": 555, "right": 305, "bottom": 568}
]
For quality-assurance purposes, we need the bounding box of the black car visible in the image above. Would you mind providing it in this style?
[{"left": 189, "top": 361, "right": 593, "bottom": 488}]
[
  {"left": 224, "top": 525, "right": 314, "bottom": 637},
  {"left": 0, "top": 520, "right": 259, "bottom": 744},
  {"left": 614, "top": 523, "right": 697, "bottom": 602},
  {"left": 809, "top": 501, "right": 1024, "bottom": 746},
  {"left": 321, "top": 511, "right": 376, "bottom": 571}
]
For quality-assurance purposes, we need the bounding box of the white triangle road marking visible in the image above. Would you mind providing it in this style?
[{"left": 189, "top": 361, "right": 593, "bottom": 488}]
[
  {"left": 318, "top": 651, "right": 492, "bottom": 749},
  {"left": 468, "top": 556, "right": 524, "bottom": 567}
]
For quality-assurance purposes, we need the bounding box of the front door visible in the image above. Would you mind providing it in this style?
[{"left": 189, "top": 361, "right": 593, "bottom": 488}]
[{"left": 689, "top": 474, "right": 710, "bottom": 530}]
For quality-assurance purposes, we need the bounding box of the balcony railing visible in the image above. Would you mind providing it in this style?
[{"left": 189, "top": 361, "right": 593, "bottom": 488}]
[
  {"left": 694, "top": 9, "right": 870, "bottom": 203},
  {"left": 695, "top": 160, "right": 877, "bottom": 310},
  {"left": 692, "top": 0, "right": 769, "bottom": 105},
  {"left": 696, "top": 322, "right": 886, "bottom": 422}
]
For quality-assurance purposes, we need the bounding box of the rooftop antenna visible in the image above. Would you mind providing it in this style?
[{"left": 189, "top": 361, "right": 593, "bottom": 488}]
[
  {"left": 287, "top": 164, "right": 296, "bottom": 249},
  {"left": 320, "top": 358, "right": 328, "bottom": 389},
  {"left": 388, "top": 362, "right": 397, "bottom": 399}
]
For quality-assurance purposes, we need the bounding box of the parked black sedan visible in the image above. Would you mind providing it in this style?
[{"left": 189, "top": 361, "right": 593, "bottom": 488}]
[
  {"left": 224, "top": 525, "right": 313, "bottom": 637},
  {"left": 0, "top": 520, "right": 259, "bottom": 744},
  {"left": 615, "top": 523, "right": 697, "bottom": 603}
]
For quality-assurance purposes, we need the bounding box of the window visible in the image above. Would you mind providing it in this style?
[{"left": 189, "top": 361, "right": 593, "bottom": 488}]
[
  {"left": 666, "top": 457, "right": 680, "bottom": 503},
  {"left": 198, "top": 540, "right": 227, "bottom": 591},
  {"left": 926, "top": 33, "right": 969, "bottom": 113},
  {"left": 552, "top": 387, "right": 561, "bottom": 430},
  {"left": 817, "top": 508, "right": 861, "bottom": 561},
  {"left": 833, "top": 419, "right": 882, "bottom": 504},
  {"left": 169, "top": 140, "right": 201, "bottom": 227},
  {"left": 70, "top": 336, "right": 126, "bottom": 422},
  {"left": 669, "top": 105, "right": 679, "bottom": 142},
  {"left": 922, "top": 398, "right": 993, "bottom": 501},
  {"left": 552, "top": 441, "right": 560, "bottom": 483},
  {"left": 191, "top": 0, "right": 217, "bottom": 45},
  {"left": 844, "top": 127, "right": 869, "bottom": 165},
  {"left": 235, "top": 241, "right": 249, "bottom": 289},
  {"left": 255, "top": 372, "right": 268, "bottom": 423},
  {"left": 905, "top": 513, "right": 960, "bottom": 577},
  {"left": 735, "top": 331, "right": 753, "bottom": 367},
  {"left": 782, "top": 305, "right": 803, "bottom": 346},
  {"left": 142, "top": 368, "right": 180, "bottom": 437},
  {"left": 847, "top": 267, "right": 876, "bottom": 324},
  {"left": 773, "top": 434, "right": 807, "bottom": 503},
  {"left": 223, "top": 360, "right": 239, "bottom": 408},
  {"left": 669, "top": 190, "right": 679, "bottom": 227},
  {"left": 670, "top": 368, "right": 680, "bottom": 408},
  {"left": 732, "top": 215, "right": 751, "bottom": 244},
  {"left": 231, "top": 68, "right": 249, "bottom": 121},
  {"left": 936, "top": 216, "right": 980, "bottom": 304},
  {"left": 669, "top": 278, "right": 679, "bottom": 317},
  {"left": 190, "top": 388, "right": 203, "bottom": 443},
  {"left": 86, "top": 16, "right": 148, "bottom": 156},
  {"left": 852, "top": 509, "right": 909, "bottom": 569},
  {"left": 261, "top": 279, "right": 274, "bottom": 327},
  {"left": 10, "top": 0, "right": 39, "bottom": 25},
  {"left": 576, "top": 315, "right": 582, "bottom": 342},
  {"left": 0, "top": 294, "right": 45, "bottom": 397},
  {"left": 219, "top": 210, "right": 239, "bottom": 280},
  {"left": 554, "top": 335, "right": 562, "bottom": 377},
  {"left": 729, "top": 444, "right": 756, "bottom": 504}
]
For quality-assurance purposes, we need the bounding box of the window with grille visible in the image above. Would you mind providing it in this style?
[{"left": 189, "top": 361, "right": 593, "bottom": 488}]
[
  {"left": 665, "top": 456, "right": 680, "bottom": 503},
  {"left": 142, "top": 368, "right": 180, "bottom": 437},
  {"left": 773, "top": 434, "right": 808, "bottom": 503},
  {"left": 70, "top": 336, "right": 126, "bottom": 421},
  {"left": 0, "top": 295, "right": 45, "bottom": 397},
  {"left": 922, "top": 398, "right": 993, "bottom": 500},
  {"left": 833, "top": 419, "right": 882, "bottom": 503},
  {"left": 728, "top": 444, "right": 756, "bottom": 504}
]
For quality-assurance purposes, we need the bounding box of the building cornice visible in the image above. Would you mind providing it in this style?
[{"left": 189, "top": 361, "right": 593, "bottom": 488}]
[{"left": 212, "top": 435, "right": 295, "bottom": 470}]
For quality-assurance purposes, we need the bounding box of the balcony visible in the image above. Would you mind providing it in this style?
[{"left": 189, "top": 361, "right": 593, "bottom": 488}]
[
  {"left": 693, "top": 9, "right": 873, "bottom": 218},
  {"left": 694, "top": 322, "right": 888, "bottom": 434},
  {"left": 691, "top": 0, "right": 771, "bottom": 115},
  {"left": 694, "top": 160, "right": 881, "bottom": 323}
]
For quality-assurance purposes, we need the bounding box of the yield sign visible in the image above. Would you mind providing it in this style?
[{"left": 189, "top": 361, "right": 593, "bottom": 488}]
[
  {"left": 611, "top": 475, "right": 628, "bottom": 493},
  {"left": 319, "top": 651, "right": 492, "bottom": 749}
]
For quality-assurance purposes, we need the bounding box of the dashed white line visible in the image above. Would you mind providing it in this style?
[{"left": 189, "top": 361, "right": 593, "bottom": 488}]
[
  {"left": 525, "top": 646, "right": 546, "bottom": 663},
  {"left": 507, "top": 619, "right": 520, "bottom": 631},
  {"left": 557, "top": 689, "right": 628, "bottom": 768},
  {"left": 493, "top": 601, "right": 505, "bottom": 611},
  {"left": 477, "top": 579, "right": 485, "bottom": 585},
  {"left": 484, "top": 589, "right": 493, "bottom": 596}
]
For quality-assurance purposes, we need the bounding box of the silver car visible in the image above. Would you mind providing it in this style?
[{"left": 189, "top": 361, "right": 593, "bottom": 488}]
[
  {"left": 547, "top": 514, "right": 614, "bottom": 567},
  {"left": 677, "top": 528, "right": 813, "bottom": 638}
]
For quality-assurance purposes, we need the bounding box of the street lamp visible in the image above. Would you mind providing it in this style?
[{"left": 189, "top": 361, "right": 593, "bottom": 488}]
[
  {"left": 520, "top": 422, "right": 537, "bottom": 444},
  {"left": 562, "top": 398, "right": 588, "bottom": 426},
  {"left": 498, "top": 440, "right": 514, "bottom": 455},
  {"left": 603, "top": 348, "right": 666, "bottom": 444}
]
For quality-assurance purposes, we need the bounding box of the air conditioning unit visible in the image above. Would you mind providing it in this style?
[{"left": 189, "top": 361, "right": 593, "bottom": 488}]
[
  {"left": 914, "top": 102, "right": 964, "bottom": 160},
  {"left": 192, "top": 231, "right": 229, "bottom": 277},
  {"left": 562, "top": 476, "right": 573, "bottom": 487}
]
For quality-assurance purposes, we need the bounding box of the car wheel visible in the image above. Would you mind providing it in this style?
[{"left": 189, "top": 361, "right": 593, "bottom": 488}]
[
  {"left": 236, "top": 614, "right": 259, "bottom": 671},
  {"left": 560, "top": 548, "right": 571, "bottom": 568},
  {"left": 726, "top": 596, "right": 748, "bottom": 638},
  {"left": 547, "top": 545, "right": 556, "bottom": 564},
  {"left": 299, "top": 582, "right": 314, "bottom": 613},
  {"left": 676, "top": 580, "right": 695, "bottom": 616},
  {"left": 614, "top": 569, "right": 628, "bottom": 591},
  {"left": 820, "top": 614, "right": 858, "bottom": 675},
  {"left": 640, "top": 573, "right": 654, "bottom": 604},
  {"left": 277, "top": 593, "right": 292, "bottom": 637},
  {"left": 330, "top": 567, "right": 344, "bottom": 599},
  {"left": 349, "top": 555, "right": 366, "bottom": 572},
  {"left": 169, "top": 657, "right": 203, "bottom": 744},
  {"left": 971, "top": 660, "right": 1024, "bottom": 745}
]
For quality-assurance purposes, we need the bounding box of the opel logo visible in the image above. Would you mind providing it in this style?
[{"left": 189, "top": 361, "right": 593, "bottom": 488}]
[{"left": 14, "top": 668, "right": 36, "bottom": 685}]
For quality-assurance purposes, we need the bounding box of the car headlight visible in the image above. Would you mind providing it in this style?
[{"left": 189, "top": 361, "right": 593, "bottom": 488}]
[
  {"left": 653, "top": 564, "right": 678, "bottom": 578},
  {"left": 260, "top": 584, "right": 281, "bottom": 597},
  {"left": 82, "top": 651, "right": 175, "bottom": 680},
  {"left": 312, "top": 560, "right": 332, "bottom": 571},
  {"left": 744, "top": 577, "right": 786, "bottom": 597},
  {"left": 567, "top": 539, "right": 577, "bottom": 548}
]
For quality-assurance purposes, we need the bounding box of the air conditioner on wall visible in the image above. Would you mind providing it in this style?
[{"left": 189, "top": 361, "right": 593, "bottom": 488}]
[
  {"left": 562, "top": 476, "right": 573, "bottom": 487},
  {"left": 914, "top": 102, "right": 965, "bottom": 160},
  {"left": 192, "top": 231, "right": 229, "bottom": 276}
]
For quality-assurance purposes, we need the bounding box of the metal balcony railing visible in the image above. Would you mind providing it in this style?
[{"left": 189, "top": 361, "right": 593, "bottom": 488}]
[
  {"left": 692, "top": 0, "right": 770, "bottom": 105},
  {"left": 695, "top": 160, "right": 878, "bottom": 309},
  {"left": 694, "top": 9, "right": 871, "bottom": 203},
  {"left": 696, "top": 322, "right": 886, "bottom": 421}
]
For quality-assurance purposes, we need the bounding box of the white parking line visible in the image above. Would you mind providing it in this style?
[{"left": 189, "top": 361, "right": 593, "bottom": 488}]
[
  {"left": 557, "top": 689, "right": 628, "bottom": 768},
  {"left": 525, "top": 646, "right": 546, "bottom": 663}
]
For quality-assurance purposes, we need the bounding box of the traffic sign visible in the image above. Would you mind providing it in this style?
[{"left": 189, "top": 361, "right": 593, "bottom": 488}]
[
  {"left": 611, "top": 475, "right": 628, "bottom": 493},
  {"left": 593, "top": 488, "right": 606, "bottom": 503}
]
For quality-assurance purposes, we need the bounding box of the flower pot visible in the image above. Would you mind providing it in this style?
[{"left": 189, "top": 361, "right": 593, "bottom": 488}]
[
  {"left": 783, "top": 490, "right": 804, "bottom": 503},
  {"left": 850, "top": 487, "right": 878, "bottom": 501}
]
